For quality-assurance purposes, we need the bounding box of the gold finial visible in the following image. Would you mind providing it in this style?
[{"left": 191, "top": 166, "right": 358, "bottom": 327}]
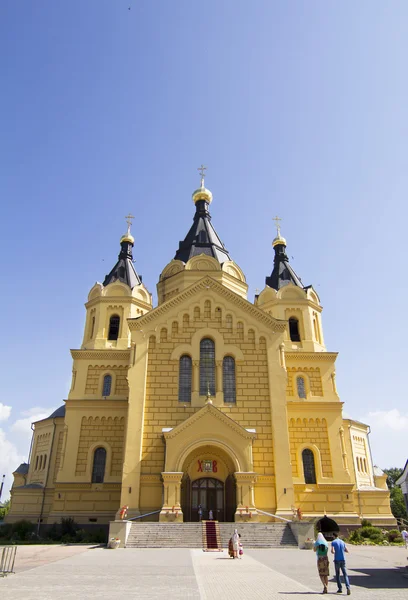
[
  {"left": 121, "top": 213, "right": 135, "bottom": 244},
  {"left": 273, "top": 215, "right": 282, "bottom": 237},
  {"left": 272, "top": 215, "right": 287, "bottom": 248},
  {"left": 198, "top": 164, "right": 207, "bottom": 188},
  {"left": 125, "top": 213, "right": 135, "bottom": 236}
]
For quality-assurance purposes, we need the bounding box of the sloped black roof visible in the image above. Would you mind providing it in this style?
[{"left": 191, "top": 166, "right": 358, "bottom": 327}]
[
  {"left": 265, "top": 240, "right": 304, "bottom": 291},
  {"left": 14, "top": 463, "right": 29, "bottom": 475},
  {"left": 103, "top": 239, "right": 142, "bottom": 289},
  {"left": 48, "top": 405, "right": 66, "bottom": 419},
  {"left": 174, "top": 200, "right": 231, "bottom": 264}
]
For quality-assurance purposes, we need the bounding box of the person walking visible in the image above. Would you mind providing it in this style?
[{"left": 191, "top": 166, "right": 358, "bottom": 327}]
[
  {"left": 231, "top": 529, "right": 240, "bottom": 559},
  {"left": 331, "top": 532, "right": 351, "bottom": 595},
  {"left": 401, "top": 528, "right": 408, "bottom": 549},
  {"left": 313, "top": 532, "right": 329, "bottom": 594}
]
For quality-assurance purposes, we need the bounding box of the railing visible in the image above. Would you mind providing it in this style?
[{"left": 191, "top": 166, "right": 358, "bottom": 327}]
[
  {"left": 128, "top": 510, "right": 161, "bottom": 522},
  {"left": 0, "top": 546, "right": 17, "bottom": 577},
  {"left": 256, "top": 509, "right": 291, "bottom": 523},
  {"left": 397, "top": 517, "right": 408, "bottom": 529}
]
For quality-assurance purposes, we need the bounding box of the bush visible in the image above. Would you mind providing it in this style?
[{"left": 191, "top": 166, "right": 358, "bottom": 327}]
[
  {"left": 60, "top": 518, "right": 78, "bottom": 537},
  {"left": 360, "top": 526, "right": 383, "bottom": 539},
  {"left": 387, "top": 529, "right": 403, "bottom": 543},
  {"left": 361, "top": 519, "right": 372, "bottom": 528},
  {"left": 88, "top": 528, "right": 107, "bottom": 544},
  {"left": 47, "top": 522, "right": 60, "bottom": 541},
  {"left": 12, "top": 520, "right": 35, "bottom": 541},
  {"left": 0, "top": 523, "right": 13, "bottom": 540},
  {"left": 75, "top": 529, "right": 87, "bottom": 542},
  {"left": 348, "top": 530, "right": 362, "bottom": 544}
]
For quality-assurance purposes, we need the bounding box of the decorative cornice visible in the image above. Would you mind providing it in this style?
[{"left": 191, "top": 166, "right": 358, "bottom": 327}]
[
  {"left": 285, "top": 352, "right": 338, "bottom": 362},
  {"left": 287, "top": 401, "right": 343, "bottom": 412},
  {"left": 164, "top": 402, "right": 257, "bottom": 441},
  {"left": 128, "top": 276, "right": 287, "bottom": 332},
  {"left": 71, "top": 349, "right": 131, "bottom": 361},
  {"left": 85, "top": 296, "right": 152, "bottom": 310}
]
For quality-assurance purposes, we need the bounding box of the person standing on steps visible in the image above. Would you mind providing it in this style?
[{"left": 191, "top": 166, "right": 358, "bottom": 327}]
[
  {"left": 198, "top": 504, "right": 203, "bottom": 522},
  {"left": 208, "top": 509, "right": 213, "bottom": 520},
  {"left": 313, "top": 532, "right": 329, "bottom": 594},
  {"left": 331, "top": 532, "right": 351, "bottom": 595}
]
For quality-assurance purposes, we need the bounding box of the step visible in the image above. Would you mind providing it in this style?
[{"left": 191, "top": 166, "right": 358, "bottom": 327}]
[{"left": 125, "top": 522, "right": 297, "bottom": 548}]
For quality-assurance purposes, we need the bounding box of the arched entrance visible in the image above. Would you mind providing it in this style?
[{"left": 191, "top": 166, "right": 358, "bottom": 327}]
[{"left": 179, "top": 445, "right": 237, "bottom": 522}]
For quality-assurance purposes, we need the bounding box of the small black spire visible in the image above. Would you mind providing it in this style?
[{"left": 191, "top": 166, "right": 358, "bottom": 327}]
[
  {"left": 174, "top": 199, "right": 231, "bottom": 264},
  {"left": 265, "top": 238, "right": 304, "bottom": 291},
  {"left": 103, "top": 236, "right": 142, "bottom": 289}
]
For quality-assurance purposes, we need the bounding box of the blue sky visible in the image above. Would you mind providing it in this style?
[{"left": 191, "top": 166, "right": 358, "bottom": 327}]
[{"left": 1, "top": 1, "right": 407, "bottom": 499}]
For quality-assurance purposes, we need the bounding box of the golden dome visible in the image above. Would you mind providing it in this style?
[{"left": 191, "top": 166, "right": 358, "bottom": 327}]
[
  {"left": 120, "top": 233, "right": 134, "bottom": 244},
  {"left": 192, "top": 184, "right": 213, "bottom": 204},
  {"left": 272, "top": 234, "right": 287, "bottom": 248}
]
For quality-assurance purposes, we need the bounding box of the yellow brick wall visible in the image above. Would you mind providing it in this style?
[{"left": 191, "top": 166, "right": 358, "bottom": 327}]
[
  {"left": 288, "top": 417, "right": 332, "bottom": 477},
  {"left": 142, "top": 306, "right": 274, "bottom": 476},
  {"left": 75, "top": 416, "right": 125, "bottom": 477},
  {"left": 286, "top": 367, "right": 323, "bottom": 397},
  {"left": 85, "top": 366, "right": 129, "bottom": 396}
]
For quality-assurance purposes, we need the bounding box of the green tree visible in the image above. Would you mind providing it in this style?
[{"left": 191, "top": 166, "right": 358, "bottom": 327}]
[
  {"left": 383, "top": 467, "right": 407, "bottom": 521},
  {"left": 383, "top": 467, "right": 403, "bottom": 488},
  {"left": 0, "top": 499, "right": 10, "bottom": 520}
]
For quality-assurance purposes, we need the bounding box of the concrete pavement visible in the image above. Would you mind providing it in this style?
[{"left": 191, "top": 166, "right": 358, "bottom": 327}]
[{"left": 0, "top": 544, "right": 407, "bottom": 599}]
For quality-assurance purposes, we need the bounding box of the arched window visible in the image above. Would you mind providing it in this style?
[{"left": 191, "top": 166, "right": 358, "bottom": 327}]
[
  {"left": 43, "top": 455, "right": 47, "bottom": 469},
  {"left": 102, "top": 374, "right": 112, "bottom": 397},
  {"left": 35, "top": 455, "right": 39, "bottom": 470},
  {"left": 108, "top": 315, "right": 120, "bottom": 340},
  {"left": 39, "top": 455, "right": 43, "bottom": 470},
  {"left": 302, "top": 449, "right": 316, "bottom": 484},
  {"left": 200, "top": 338, "right": 215, "bottom": 396},
  {"left": 297, "top": 376, "right": 306, "bottom": 399},
  {"left": 363, "top": 458, "right": 367, "bottom": 473},
  {"left": 179, "top": 355, "right": 192, "bottom": 403},
  {"left": 289, "top": 317, "right": 301, "bottom": 342},
  {"left": 92, "top": 447, "right": 107, "bottom": 483},
  {"left": 223, "top": 356, "right": 236, "bottom": 403}
]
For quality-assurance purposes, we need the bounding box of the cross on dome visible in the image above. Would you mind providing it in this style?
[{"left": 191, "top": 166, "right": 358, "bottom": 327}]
[{"left": 197, "top": 164, "right": 207, "bottom": 188}]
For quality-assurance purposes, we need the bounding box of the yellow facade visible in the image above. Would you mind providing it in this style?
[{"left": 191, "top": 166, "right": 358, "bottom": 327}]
[{"left": 7, "top": 181, "right": 395, "bottom": 530}]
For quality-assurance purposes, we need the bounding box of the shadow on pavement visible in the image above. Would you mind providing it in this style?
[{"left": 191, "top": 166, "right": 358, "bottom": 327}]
[{"left": 336, "top": 567, "right": 408, "bottom": 589}]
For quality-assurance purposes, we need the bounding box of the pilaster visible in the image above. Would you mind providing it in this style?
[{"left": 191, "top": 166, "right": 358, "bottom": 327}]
[{"left": 159, "top": 472, "right": 184, "bottom": 522}]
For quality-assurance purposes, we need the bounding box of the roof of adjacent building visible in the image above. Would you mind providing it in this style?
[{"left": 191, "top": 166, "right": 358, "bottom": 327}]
[
  {"left": 265, "top": 239, "right": 305, "bottom": 291},
  {"left": 174, "top": 199, "right": 231, "bottom": 264},
  {"left": 47, "top": 405, "right": 66, "bottom": 419},
  {"left": 14, "top": 463, "right": 29, "bottom": 475},
  {"left": 103, "top": 238, "right": 142, "bottom": 289}
]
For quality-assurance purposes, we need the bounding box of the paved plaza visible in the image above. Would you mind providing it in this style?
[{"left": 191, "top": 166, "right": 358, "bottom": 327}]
[{"left": 1, "top": 544, "right": 407, "bottom": 599}]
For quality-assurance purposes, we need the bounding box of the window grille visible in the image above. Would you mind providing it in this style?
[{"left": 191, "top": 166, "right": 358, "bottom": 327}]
[
  {"left": 179, "top": 355, "right": 192, "bottom": 402},
  {"left": 92, "top": 447, "right": 107, "bottom": 483},
  {"left": 108, "top": 315, "right": 120, "bottom": 340},
  {"left": 289, "top": 317, "right": 301, "bottom": 342},
  {"left": 223, "top": 356, "right": 236, "bottom": 403},
  {"left": 200, "top": 338, "right": 215, "bottom": 395},
  {"left": 302, "top": 449, "right": 316, "bottom": 484},
  {"left": 297, "top": 376, "right": 306, "bottom": 399},
  {"left": 103, "top": 374, "right": 112, "bottom": 397}
]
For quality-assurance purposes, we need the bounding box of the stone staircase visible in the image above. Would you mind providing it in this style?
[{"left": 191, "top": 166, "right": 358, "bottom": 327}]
[{"left": 126, "top": 522, "right": 297, "bottom": 548}]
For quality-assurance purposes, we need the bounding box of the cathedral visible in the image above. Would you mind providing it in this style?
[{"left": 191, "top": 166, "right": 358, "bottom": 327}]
[{"left": 7, "top": 172, "right": 395, "bottom": 531}]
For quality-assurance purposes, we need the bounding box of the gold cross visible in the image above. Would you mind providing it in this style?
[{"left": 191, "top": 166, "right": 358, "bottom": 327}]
[
  {"left": 125, "top": 213, "right": 135, "bottom": 234},
  {"left": 273, "top": 215, "right": 282, "bottom": 237},
  {"left": 197, "top": 164, "right": 207, "bottom": 187}
]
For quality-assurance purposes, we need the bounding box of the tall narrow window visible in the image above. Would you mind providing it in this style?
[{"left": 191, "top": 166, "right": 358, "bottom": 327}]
[
  {"left": 35, "top": 455, "right": 39, "bottom": 470},
  {"left": 302, "top": 449, "right": 316, "bottom": 484},
  {"left": 289, "top": 317, "right": 301, "bottom": 342},
  {"left": 297, "top": 376, "right": 306, "bottom": 399},
  {"left": 223, "top": 356, "right": 236, "bottom": 403},
  {"left": 179, "top": 355, "right": 192, "bottom": 403},
  {"left": 200, "top": 338, "right": 215, "bottom": 396},
  {"left": 92, "top": 447, "right": 107, "bottom": 483},
  {"left": 43, "top": 455, "right": 47, "bottom": 469},
  {"left": 108, "top": 315, "right": 120, "bottom": 340},
  {"left": 102, "top": 374, "right": 112, "bottom": 397},
  {"left": 90, "top": 315, "right": 95, "bottom": 339}
]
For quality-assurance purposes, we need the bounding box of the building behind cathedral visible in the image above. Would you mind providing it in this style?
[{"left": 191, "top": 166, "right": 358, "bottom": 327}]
[{"left": 7, "top": 175, "right": 395, "bottom": 531}]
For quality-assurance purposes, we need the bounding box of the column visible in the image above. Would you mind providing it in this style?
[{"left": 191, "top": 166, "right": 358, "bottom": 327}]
[
  {"left": 234, "top": 472, "right": 258, "bottom": 522},
  {"left": 160, "top": 472, "right": 184, "bottom": 522},
  {"left": 192, "top": 360, "right": 199, "bottom": 393}
]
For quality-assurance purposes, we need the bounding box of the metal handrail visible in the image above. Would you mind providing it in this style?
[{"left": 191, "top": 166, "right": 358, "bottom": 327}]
[
  {"left": 128, "top": 510, "right": 161, "bottom": 521},
  {"left": 0, "top": 546, "right": 17, "bottom": 577},
  {"left": 256, "top": 509, "right": 292, "bottom": 523}
]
